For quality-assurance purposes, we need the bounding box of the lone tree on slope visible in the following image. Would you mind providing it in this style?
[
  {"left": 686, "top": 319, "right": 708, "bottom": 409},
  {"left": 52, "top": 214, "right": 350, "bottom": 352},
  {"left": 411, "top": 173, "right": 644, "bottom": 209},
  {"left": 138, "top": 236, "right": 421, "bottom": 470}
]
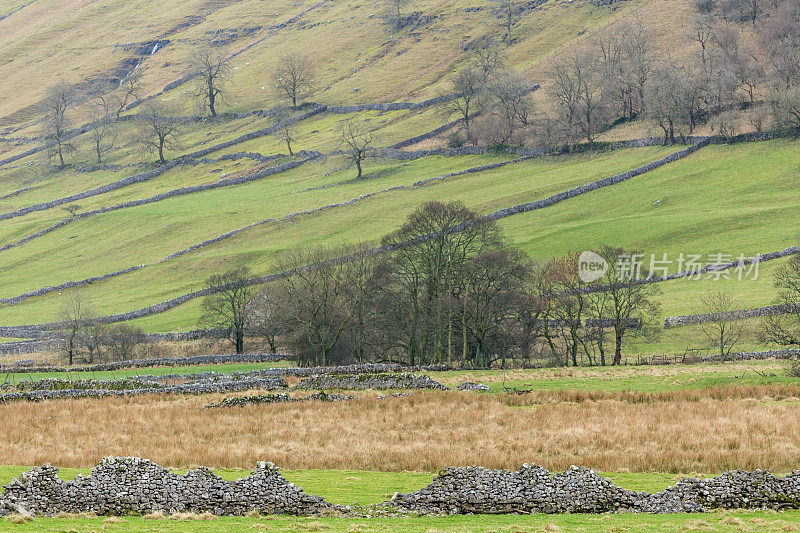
[
  {"left": 491, "top": 0, "right": 524, "bottom": 42},
  {"left": 272, "top": 54, "right": 314, "bottom": 109},
  {"left": 137, "top": 101, "right": 181, "bottom": 164},
  {"left": 44, "top": 81, "right": 74, "bottom": 170},
  {"left": 339, "top": 120, "right": 373, "bottom": 179},
  {"left": 191, "top": 46, "right": 231, "bottom": 117}
]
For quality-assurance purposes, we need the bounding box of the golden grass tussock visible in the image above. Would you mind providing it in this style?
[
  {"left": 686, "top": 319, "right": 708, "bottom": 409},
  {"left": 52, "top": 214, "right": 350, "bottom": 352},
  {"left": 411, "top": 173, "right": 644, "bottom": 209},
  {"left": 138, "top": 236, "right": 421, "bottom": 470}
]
[
  {"left": 3, "top": 390, "right": 800, "bottom": 474},
  {"left": 501, "top": 384, "right": 800, "bottom": 406},
  {"left": 6, "top": 514, "right": 34, "bottom": 524},
  {"left": 169, "top": 511, "right": 218, "bottom": 521}
]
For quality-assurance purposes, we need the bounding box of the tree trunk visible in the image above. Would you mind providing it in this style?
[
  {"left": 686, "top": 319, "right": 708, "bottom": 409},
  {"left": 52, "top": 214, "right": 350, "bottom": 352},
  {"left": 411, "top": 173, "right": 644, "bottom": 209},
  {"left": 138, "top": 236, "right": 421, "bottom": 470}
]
[
  {"left": 355, "top": 158, "right": 362, "bottom": 179},
  {"left": 235, "top": 328, "right": 244, "bottom": 354},
  {"left": 612, "top": 328, "right": 623, "bottom": 365},
  {"left": 209, "top": 86, "right": 217, "bottom": 117}
]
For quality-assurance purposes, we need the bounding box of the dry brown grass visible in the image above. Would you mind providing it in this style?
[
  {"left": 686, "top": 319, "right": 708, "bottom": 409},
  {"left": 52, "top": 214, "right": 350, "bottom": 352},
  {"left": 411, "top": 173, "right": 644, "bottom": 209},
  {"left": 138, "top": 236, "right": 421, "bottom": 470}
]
[
  {"left": 438, "top": 362, "right": 787, "bottom": 387},
  {"left": 2, "top": 391, "right": 800, "bottom": 474},
  {"left": 501, "top": 384, "right": 800, "bottom": 406}
]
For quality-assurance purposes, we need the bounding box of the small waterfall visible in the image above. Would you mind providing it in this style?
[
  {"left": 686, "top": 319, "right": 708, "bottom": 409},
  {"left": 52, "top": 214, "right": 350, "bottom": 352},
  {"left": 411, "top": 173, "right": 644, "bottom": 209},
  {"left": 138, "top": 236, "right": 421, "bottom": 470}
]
[
  {"left": 151, "top": 43, "right": 159, "bottom": 55},
  {"left": 118, "top": 61, "right": 142, "bottom": 87}
]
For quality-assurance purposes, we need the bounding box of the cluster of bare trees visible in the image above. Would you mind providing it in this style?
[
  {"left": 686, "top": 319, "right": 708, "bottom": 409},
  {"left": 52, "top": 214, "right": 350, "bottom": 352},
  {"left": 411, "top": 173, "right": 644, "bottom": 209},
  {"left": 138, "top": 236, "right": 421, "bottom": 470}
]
[
  {"left": 57, "top": 293, "right": 147, "bottom": 364},
  {"left": 444, "top": 0, "right": 800, "bottom": 149},
  {"left": 200, "top": 202, "right": 661, "bottom": 367},
  {"left": 42, "top": 44, "right": 318, "bottom": 169},
  {"left": 445, "top": 39, "right": 536, "bottom": 146}
]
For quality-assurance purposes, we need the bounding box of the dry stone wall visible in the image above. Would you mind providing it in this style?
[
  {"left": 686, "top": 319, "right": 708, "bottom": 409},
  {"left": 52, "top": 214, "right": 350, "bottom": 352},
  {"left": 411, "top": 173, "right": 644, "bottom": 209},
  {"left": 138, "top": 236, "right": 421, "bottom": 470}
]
[
  {"left": 292, "top": 372, "right": 449, "bottom": 390},
  {"left": 0, "top": 457, "right": 333, "bottom": 516},
  {"left": 665, "top": 303, "right": 797, "bottom": 328},
  {"left": 388, "top": 464, "right": 800, "bottom": 515},
  {"left": 732, "top": 348, "right": 800, "bottom": 360},
  {"left": 0, "top": 376, "right": 287, "bottom": 404},
  {"left": 5, "top": 459, "right": 800, "bottom": 517},
  {"left": 0, "top": 352, "right": 287, "bottom": 374}
]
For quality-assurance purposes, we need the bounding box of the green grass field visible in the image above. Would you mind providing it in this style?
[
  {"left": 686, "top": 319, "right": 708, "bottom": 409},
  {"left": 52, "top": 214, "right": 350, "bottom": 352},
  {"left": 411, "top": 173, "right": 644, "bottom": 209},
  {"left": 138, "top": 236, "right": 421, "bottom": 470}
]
[
  {"left": 8, "top": 509, "right": 800, "bottom": 532},
  {"left": 2, "top": 465, "right": 800, "bottom": 531}
]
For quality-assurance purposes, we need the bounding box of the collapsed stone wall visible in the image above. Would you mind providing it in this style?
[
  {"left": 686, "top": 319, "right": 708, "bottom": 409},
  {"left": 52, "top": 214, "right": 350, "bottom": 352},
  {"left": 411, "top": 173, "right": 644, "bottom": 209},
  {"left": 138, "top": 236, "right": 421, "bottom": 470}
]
[
  {"left": 0, "top": 457, "right": 333, "bottom": 517},
  {"left": 5, "top": 459, "right": 800, "bottom": 517},
  {"left": 293, "top": 372, "right": 449, "bottom": 390},
  {"left": 0, "top": 338, "right": 59, "bottom": 355},
  {"left": 204, "top": 390, "right": 354, "bottom": 408},
  {"left": 389, "top": 464, "right": 800, "bottom": 515}
]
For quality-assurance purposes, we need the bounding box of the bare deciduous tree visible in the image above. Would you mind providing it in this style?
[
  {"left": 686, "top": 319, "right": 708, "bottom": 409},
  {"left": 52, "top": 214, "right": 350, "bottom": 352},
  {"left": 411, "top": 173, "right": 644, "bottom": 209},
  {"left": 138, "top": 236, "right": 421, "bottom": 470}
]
[
  {"left": 58, "top": 291, "right": 94, "bottom": 365},
  {"left": 111, "top": 70, "right": 143, "bottom": 119},
  {"left": 472, "top": 38, "right": 506, "bottom": 79},
  {"left": 273, "top": 54, "right": 314, "bottom": 109},
  {"left": 339, "top": 120, "right": 373, "bottom": 179},
  {"left": 698, "top": 288, "right": 745, "bottom": 359},
  {"left": 100, "top": 323, "right": 147, "bottom": 361},
  {"left": 548, "top": 50, "right": 606, "bottom": 145},
  {"left": 246, "top": 284, "right": 285, "bottom": 355},
  {"left": 486, "top": 72, "right": 534, "bottom": 143},
  {"left": 691, "top": 12, "right": 717, "bottom": 65},
  {"left": 44, "top": 81, "right": 74, "bottom": 170},
  {"left": 275, "top": 247, "right": 357, "bottom": 367},
  {"left": 377, "top": 201, "right": 504, "bottom": 365},
  {"left": 588, "top": 246, "right": 661, "bottom": 366},
  {"left": 491, "top": 0, "right": 524, "bottom": 42},
  {"left": 137, "top": 101, "right": 181, "bottom": 164},
  {"left": 647, "top": 63, "right": 691, "bottom": 144},
  {"left": 269, "top": 107, "right": 298, "bottom": 155},
  {"left": 200, "top": 266, "right": 255, "bottom": 355},
  {"left": 760, "top": 5, "right": 800, "bottom": 91},
  {"left": 87, "top": 96, "right": 116, "bottom": 163},
  {"left": 191, "top": 46, "right": 230, "bottom": 117},
  {"left": 444, "top": 67, "right": 486, "bottom": 142},
  {"left": 761, "top": 253, "right": 800, "bottom": 346}
]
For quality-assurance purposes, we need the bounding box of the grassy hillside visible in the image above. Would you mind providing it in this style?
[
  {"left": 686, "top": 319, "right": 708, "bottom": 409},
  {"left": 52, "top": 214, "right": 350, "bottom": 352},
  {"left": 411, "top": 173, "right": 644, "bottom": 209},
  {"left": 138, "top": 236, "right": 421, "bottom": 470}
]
[{"left": 0, "top": 0, "right": 796, "bottom": 354}]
